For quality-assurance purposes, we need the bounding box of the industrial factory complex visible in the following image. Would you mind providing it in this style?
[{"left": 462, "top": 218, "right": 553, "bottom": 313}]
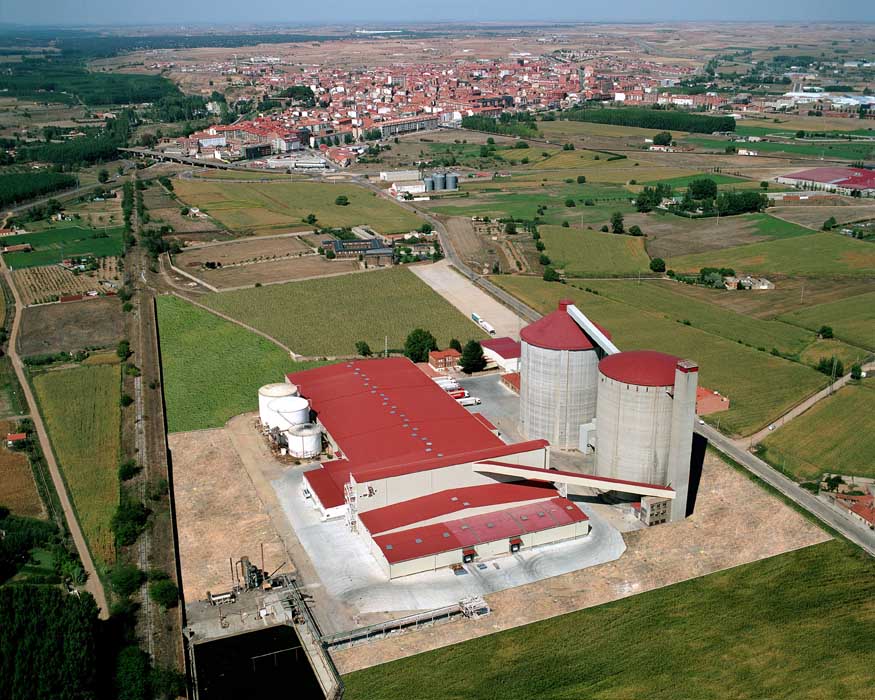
[{"left": 256, "top": 301, "right": 697, "bottom": 581}]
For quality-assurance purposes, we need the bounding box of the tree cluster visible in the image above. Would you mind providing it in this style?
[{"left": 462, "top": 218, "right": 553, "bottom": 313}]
[
  {"left": 0, "top": 172, "right": 77, "bottom": 208},
  {"left": 562, "top": 106, "right": 735, "bottom": 134}
]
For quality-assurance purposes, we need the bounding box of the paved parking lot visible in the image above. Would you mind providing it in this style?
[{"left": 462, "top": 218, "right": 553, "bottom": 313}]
[{"left": 457, "top": 373, "right": 524, "bottom": 443}]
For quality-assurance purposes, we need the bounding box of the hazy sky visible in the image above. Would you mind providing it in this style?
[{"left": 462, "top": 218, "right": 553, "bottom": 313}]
[{"left": 1, "top": 0, "right": 874, "bottom": 26}]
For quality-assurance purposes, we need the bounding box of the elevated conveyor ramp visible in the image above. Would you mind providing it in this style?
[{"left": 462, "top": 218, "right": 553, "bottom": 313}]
[{"left": 474, "top": 461, "right": 675, "bottom": 500}]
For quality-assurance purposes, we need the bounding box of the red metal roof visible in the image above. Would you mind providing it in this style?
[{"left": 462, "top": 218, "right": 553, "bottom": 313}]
[
  {"left": 374, "top": 497, "right": 589, "bottom": 564},
  {"left": 480, "top": 337, "right": 521, "bottom": 359},
  {"left": 784, "top": 167, "right": 875, "bottom": 190},
  {"left": 475, "top": 460, "right": 675, "bottom": 494},
  {"left": 291, "top": 359, "right": 549, "bottom": 503},
  {"left": 472, "top": 413, "right": 496, "bottom": 431},
  {"left": 520, "top": 299, "right": 611, "bottom": 351},
  {"left": 598, "top": 350, "right": 682, "bottom": 387},
  {"left": 359, "top": 481, "right": 557, "bottom": 535}
]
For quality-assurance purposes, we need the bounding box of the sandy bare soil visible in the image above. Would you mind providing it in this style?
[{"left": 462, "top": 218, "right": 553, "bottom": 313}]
[
  {"left": 178, "top": 255, "right": 360, "bottom": 289},
  {"left": 18, "top": 297, "right": 124, "bottom": 355}
]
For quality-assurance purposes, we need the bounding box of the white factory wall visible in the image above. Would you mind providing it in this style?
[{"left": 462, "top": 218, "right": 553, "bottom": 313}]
[
  {"left": 520, "top": 342, "right": 600, "bottom": 449},
  {"left": 483, "top": 348, "right": 520, "bottom": 373},
  {"left": 595, "top": 375, "right": 674, "bottom": 485},
  {"left": 353, "top": 445, "right": 549, "bottom": 513}
]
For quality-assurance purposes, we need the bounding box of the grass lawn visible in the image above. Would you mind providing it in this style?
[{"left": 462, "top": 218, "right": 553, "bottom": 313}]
[
  {"left": 172, "top": 179, "right": 423, "bottom": 235},
  {"left": 779, "top": 290, "right": 875, "bottom": 352},
  {"left": 759, "top": 380, "right": 875, "bottom": 481},
  {"left": 2, "top": 224, "right": 125, "bottom": 269},
  {"left": 344, "top": 540, "right": 875, "bottom": 700},
  {"left": 492, "top": 276, "right": 825, "bottom": 436},
  {"left": 539, "top": 226, "right": 650, "bottom": 276},
  {"left": 668, "top": 231, "right": 875, "bottom": 277},
  {"left": 748, "top": 213, "right": 818, "bottom": 238},
  {"left": 200, "top": 267, "right": 486, "bottom": 358},
  {"left": 32, "top": 364, "right": 120, "bottom": 566},
  {"left": 155, "top": 295, "right": 326, "bottom": 433}
]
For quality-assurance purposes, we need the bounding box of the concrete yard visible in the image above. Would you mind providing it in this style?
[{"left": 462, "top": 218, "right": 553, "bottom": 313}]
[
  {"left": 410, "top": 259, "right": 525, "bottom": 339},
  {"left": 331, "top": 450, "right": 831, "bottom": 673}
]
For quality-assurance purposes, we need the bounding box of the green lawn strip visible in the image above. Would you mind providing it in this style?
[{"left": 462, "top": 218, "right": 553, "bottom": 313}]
[
  {"left": 155, "top": 295, "right": 326, "bottom": 433},
  {"left": 199, "top": 267, "right": 486, "bottom": 358}
]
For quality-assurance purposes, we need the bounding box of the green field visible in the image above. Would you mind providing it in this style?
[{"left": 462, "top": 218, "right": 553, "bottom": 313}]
[
  {"left": 668, "top": 231, "right": 875, "bottom": 277},
  {"left": 200, "top": 267, "right": 486, "bottom": 358},
  {"left": 759, "top": 381, "right": 875, "bottom": 481},
  {"left": 2, "top": 224, "right": 125, "bottom": 269},
  {"left": 32, "top": 364, "right": 120, "bottom": 566},
  {"left": 493, "top": 276, "right": 825, "bottom": 436},
  {"left": 539, "top": 226, "right": 650, "bottom": 276},
  {"left": 779, "top": 290, "right": 875, "bottom": 351},
  {"left": 642, "top": 173, "right": 749, "bottom": 188},
  {"left": 172, "top": 179, "right": 424, "bottom": 234},
  {"left": 155, "top": 295, "right": 326, "bottom": 433},
  {"left": 344, "top": 541, "right": 874, "bottom": 700},
  {"left": 747, "top": 213, "right": 817, "bottom": 238},
  {"left": 430, "top": 184, "right": 635, "bottom": 227},
  {"left": 684, "top": 135, "right": 875, "bottom": 161}
]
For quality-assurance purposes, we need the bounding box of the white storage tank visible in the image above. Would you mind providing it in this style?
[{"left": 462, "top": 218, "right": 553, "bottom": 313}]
[
  {"left": 287, "top": 423, "right": 322, "bottom": 459},
  {"left": 595, "top": 350, "right": 680, "bottom": 486},
  {"left": 519, "top": 299, "right": 610, "bottom": 449},
  {"left": 269, "top": 395, "right": 310, "bottom": 431},
  {"left": 258, "top": 383, "right": 298, "bottom": 429}
]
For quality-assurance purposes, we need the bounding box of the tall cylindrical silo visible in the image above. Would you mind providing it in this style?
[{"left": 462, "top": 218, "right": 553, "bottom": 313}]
[
  {"left": 259, "top": 383, "right": 298, "bottom": 429},
  {"left": 519, "top": 299, "right": 609, "bottom": 449},
  {"left": 424, "top": 177, "right": 435, "bottom": 192},
  {"left": 287, "top": 423, "right": 322, "bottom": 459},
  {"left": 595, "top": 350, "right": 679, "bottom": 486},
  {"left": 269, "top": 395, "right": 310, "bottom": 431},
  {"left": 433, "top": 172, "right": 446, "bottom": 190},
  {"left": 446, "top": 173, "right": 459, "bottom": 190}
]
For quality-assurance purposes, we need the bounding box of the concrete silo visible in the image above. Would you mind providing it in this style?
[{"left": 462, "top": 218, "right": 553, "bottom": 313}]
[
  {"left": 519, "top": 299, "right": 611, "bottom": 449},
  {"left": 259, "top": 383, "right": 298, "bottom": 429},
  {"left": 594, "top": 350, "right": 698, "bottom": 519}
]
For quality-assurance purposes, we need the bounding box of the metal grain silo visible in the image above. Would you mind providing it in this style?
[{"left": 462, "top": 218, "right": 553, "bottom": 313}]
[
  {"left": 433, "top": 172, "right": 446, "bottom": 190},
  {"left": 424, "top": 177, "right": 435, "bottom": 192},
  {"left": 446, "top": 173, "right": 459, "bottom": 190},
  {"left": 594, "top": 351, "right": 680, "bottom": 486},
  {"left": 259, "top": 383, "right": 298, "bottom": 429},
  {"left": 519, "top": 299, "right": 609, "bottom": 449}
]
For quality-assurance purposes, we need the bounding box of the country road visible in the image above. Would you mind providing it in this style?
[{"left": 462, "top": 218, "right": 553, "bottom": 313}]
[{"left": 0, "top": 257, "right": 109, "bottom": 617}]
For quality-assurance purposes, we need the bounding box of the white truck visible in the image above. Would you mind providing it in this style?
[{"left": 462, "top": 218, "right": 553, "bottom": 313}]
[
  {"left": 456, "top": 396, "right": 482, "bottom": 406},
  {"left": 471, "top": 312, "right": 497, "bottom": 336}
]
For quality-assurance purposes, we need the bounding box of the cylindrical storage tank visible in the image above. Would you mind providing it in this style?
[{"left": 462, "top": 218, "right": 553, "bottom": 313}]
[
  {"left": 595, "top": 350, "right": 679, "bottom": 486},
  {"left": 269, "top": 396, "right": 310, "bottom": 431},
  {"left": 446, "top": 173, "right": 458, "bottom": 190},
  {"left": 433, "top": 172, "right": 446, "bottom": 190},
  {"left": 287, "top": 423, "right": 322, "bottom": 459},
  {"left": 259, "top": 383, "right": 298, "bottom": 429},
  {"left": 519, "top": 299, "right": 608, "bottom": 449},
  {"left": 423, "top": 177, "right": 435, "bottom": 192}
]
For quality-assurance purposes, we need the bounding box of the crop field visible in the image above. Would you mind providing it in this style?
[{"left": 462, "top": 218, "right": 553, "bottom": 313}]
[
  {"left": 345, "top": 541, "right": 874, "bottom": 700},
  {"left": 778, "top": 290, "right": 875, "bottom": 351},
  {"left": 18, "top": 297, "right": 124, "bottom": 356},
  {"left": 0, "top": 356, "right": 25, "bottom": 419},
  {"left": 32, "top": 364, "right": 120, "bottom": 566},
  {"left": 493, "top": 276, "right": 825, "bottom": 436},
  {"left": 0, "top": 420, "right": 43, "bottom": 519},
  {"left": 11, "top": 257, "right": 120, "bottom": 305},
  {"left": 760, "top": 381, "right": 875, "bottom": 481},
  {"left": 180, "top": 255, "right": 361, "bottom": 289},
  {"left": 2, "top": 224, "right": 125, "bottom": 269},
  {"left": 668, "top": 231, "right": 875, "bottom": 277},
  {"left": 539, "top": 119, "right": 691, "bottom": 141},
  {"left": 583, "top": 279, "right": 816, "bottom": 356},
  {"left": 641, "top": 172, "right": 749, "bottom": 188},
  {"left": 172, "top": 179, "right": 424, "bottom": 235},
  {"left": 156, "top": 295, "right": 326, "bottom": 433},
  {"left": 200, "top": 267, "right": 486, "bottom": 357},
  {"left": 769, "top": 204, "right": 875, "bottom": 229},
  {"left": 173, "top": 236, "right": 314, "bottom": 270},
  {"left": 684, "top": 135, "right": 875, "bottom": 161},
  {"left": 627, "top": 211, "right": 814, "bottom": 259},
  {"left": 191, "top": 169, "right": 295, "bottom": 181},
  {"left": 539, "top": 226, "right": 650, "bottom": 277}
]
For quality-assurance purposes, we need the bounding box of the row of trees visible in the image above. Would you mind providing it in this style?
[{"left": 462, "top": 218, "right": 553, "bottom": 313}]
[
  {"left": 356, "top": 329, "right": 487, "bottom": 374},
  {"left": 562, "top": 106, "right": 736, "bottom": 134},
  {"left": 0, "top": 171, "right": 77, "bottom": 208},
  {"left": 461, "top": 114, "right": 539, "bottom": 138}
]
